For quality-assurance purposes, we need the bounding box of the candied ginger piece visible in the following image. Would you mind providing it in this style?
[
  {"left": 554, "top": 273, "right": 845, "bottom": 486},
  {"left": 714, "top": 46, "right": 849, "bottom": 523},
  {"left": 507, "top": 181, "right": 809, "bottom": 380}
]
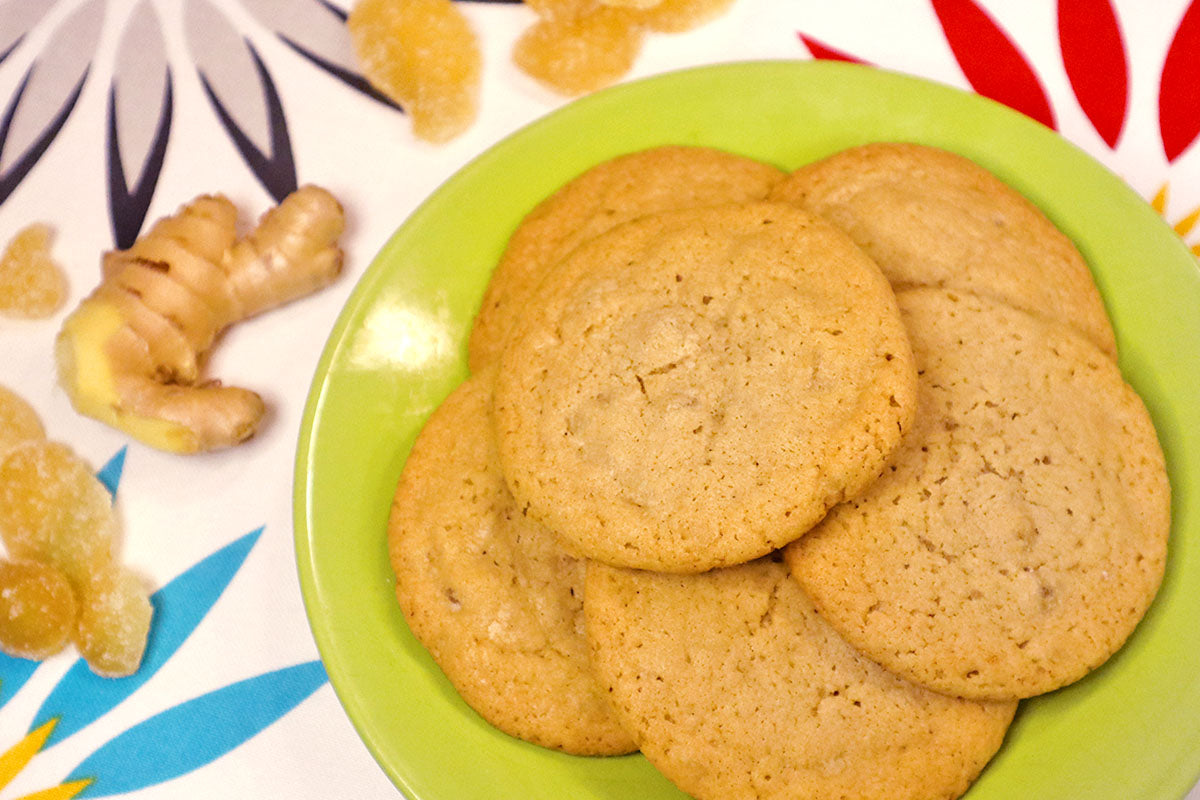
[
  {"left": 634, "top": 0, "right": 736, "bottom": 32},
  {"left": 73, "top": 562, "right": 152, "bottom": 678},
  {"left": 523, "top": 0, "right": 597, "bottom": 19},
  {"left": 514, "top": 6, "right": 645, "bottom": 95},
  {"left": 0, "top": 558, "right": 77, "bottom": 660},
  {"left": 601, "top": 0, "right": 663, "bottom": 9},
  {"left": 0, "top": 223, "right": 67, "bottom": 318},
  {"left": 0, "top": 440, "right": 116, "bottom": 586},
  {"left": 0, "top": 384, "right": 46, "bottom": 457},
  {"left": 348, "top": 0, "right": 482, "bottom": 143}
]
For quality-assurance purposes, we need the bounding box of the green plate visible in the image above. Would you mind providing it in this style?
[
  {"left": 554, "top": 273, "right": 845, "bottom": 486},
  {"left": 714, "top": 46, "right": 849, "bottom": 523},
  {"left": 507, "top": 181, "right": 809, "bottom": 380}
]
[{"left": 295, "top": 60, "right": 1200, "bottom": 799}]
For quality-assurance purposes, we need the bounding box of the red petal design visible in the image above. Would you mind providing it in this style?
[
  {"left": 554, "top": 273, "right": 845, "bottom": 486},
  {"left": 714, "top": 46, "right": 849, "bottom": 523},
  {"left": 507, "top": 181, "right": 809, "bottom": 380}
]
[
  {"left": 798, "top": 33, "right": 870, "bottom": 64},
  {"left": 932, "top": 0, "right": 1056, "bottom": 129},
  {"left": 1058, "top": 0, "right": 1128, "bottom": 148},
  {"left": 1160, "top": 0, "right": 1200, "bottom": 162}
]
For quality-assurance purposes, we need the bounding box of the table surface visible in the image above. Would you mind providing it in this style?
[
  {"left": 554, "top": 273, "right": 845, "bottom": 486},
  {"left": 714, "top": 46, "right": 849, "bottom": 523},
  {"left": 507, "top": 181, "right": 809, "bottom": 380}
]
[{"left": 1, "top": 1, "right": 1197, "bottom": 798}]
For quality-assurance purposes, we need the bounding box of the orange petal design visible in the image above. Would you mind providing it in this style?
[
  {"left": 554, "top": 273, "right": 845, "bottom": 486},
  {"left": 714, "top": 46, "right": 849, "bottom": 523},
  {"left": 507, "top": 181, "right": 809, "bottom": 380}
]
[
  {"left": 1151, "top": 183, "right": 1168, "bottom": 214},
  {"left": 1173, "top": 205, "right": 1200, "bottom": 237}
]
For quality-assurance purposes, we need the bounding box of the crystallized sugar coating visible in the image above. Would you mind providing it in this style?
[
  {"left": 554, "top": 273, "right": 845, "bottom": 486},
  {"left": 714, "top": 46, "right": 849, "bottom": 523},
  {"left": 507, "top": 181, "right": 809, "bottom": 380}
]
[
  {"left": 0, "top": 223, "right": 67, "bottom": 319},
  {"left": 494, "top": 201, "right": 917, "bottom": 573},
  {"left": 0, "top": 437, "right": 151, "bottom": 677},
  {"left": 635, "top": 0, "right": 737, "bottom": 32},
  {"left": 786, "top": 287, "right": 1170, "bottom": 700},
  {"left": 347, "top": 0, "right": 481, "bottom": 143},
  {"left": 513, "top": 5, "right": 646, "bottom": 97},
  {"left": 0, "top": 558, "right": 77, "bottom": 660},
  {"left": 0, "top": 384, "right": 46, "bottom": 457},
  {"left": 769, "top": 142, "right": 1118, "bottom": 359},
  {"left": 387, "top": 368, "right": 635, "bottom": 755},
  {"left": 0, "top": 440, "right": 117, "bottom": 587},
  {"left": 72, "top": 562, "right": 152, "bottom": 678},
  {"left": 585, "top": 557, "right": 1016, "bottom": 800},
  {"left": 469, "top": 146, "right": 784, "bottom": 370}
]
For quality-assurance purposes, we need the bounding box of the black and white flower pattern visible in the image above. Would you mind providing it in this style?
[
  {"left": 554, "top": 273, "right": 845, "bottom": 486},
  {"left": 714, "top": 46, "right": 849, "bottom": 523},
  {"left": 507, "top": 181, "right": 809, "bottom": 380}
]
[{"left": 0, "top": 0, "right": 389, "bottom": 248}]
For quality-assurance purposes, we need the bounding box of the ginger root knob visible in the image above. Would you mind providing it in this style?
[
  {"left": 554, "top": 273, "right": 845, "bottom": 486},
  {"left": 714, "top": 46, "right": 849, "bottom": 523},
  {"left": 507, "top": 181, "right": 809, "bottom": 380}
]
[{"left": 55, "top": 185, "right": 345, "bottom": 454}]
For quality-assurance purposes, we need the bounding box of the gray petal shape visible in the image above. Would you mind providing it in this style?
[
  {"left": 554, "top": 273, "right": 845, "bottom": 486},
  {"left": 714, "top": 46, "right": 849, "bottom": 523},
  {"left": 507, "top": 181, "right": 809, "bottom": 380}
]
[
  {"left": 240, "top": 0, "right": 357, "bottom": 75},
  {"left": 185, "top": 0, "right": 272, "bottom": 156},
  {"left": 0, "top": 0, "right": 54, "bottom": 63},
  {"left": 113, "top": 0, "right": 169, "bottom": 187},
  {"left": 238, "top": 0, "right": 399, "bottom": 110},
  {"left": 109, "top": 0, "right": 172, "bottom": 248},
  {"left": 0, "top": 0, "right": 104, "bottom": 174}
]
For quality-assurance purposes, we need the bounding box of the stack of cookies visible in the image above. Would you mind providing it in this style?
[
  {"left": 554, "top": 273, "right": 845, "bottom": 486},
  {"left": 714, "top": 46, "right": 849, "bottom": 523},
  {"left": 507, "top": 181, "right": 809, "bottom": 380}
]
[{"left": 386, "top": 144, "right": 1170, "bottom": 800}]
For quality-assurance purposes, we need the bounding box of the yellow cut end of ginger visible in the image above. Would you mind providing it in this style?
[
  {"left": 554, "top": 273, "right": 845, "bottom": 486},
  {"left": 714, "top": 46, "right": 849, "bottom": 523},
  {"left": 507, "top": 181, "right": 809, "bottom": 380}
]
[
  {"left": 55, "top": 186, "right": 343, "bottom": 454},
  {"left": 55, "top": 302, "right": 200, "bottom": 454}
]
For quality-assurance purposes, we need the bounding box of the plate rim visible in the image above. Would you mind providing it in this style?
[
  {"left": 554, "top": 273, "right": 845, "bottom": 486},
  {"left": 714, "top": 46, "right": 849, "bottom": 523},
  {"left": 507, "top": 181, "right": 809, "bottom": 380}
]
[{"left": 294, "top": 59, "right": 1200, "bottom": 800}]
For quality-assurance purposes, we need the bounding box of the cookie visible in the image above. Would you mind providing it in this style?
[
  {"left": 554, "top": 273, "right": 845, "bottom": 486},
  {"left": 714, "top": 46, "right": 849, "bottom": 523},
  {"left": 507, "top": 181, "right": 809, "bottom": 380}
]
[
  {"left": 768, "top": 142, "right": 1118, "bottom": 359},
  {"left": 493, "top": 201, "right": 918, "bottom": 573},
  {"left": 387, "top": 367, "right": 635, "bottom": 755},
  {"left": 585, "top": 557, "right": 1017, "bottom": 800},
  {"left": 468, "top": 145, "right": 784, "bottom": 370},
  {"left": 785, "top": 287, "right": 1170, "bottom": 700}
]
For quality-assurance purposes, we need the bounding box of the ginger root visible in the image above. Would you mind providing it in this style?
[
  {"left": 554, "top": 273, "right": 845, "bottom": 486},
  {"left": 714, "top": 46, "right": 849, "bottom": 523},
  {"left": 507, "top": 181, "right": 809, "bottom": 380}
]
[{"left": 55, "top": 185, "right": 345, "bottom": 454}]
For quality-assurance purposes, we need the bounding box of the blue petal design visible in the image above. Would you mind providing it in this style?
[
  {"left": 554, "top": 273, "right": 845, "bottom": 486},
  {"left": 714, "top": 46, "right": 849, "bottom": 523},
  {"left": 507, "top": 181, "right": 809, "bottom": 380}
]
[
  {"left": 0, "top": 652, "right": 40, "bottom": 709},
  {"left": 33, "top": 528, "right": 263, "bottom": 748},
  {"left": 199, "top": 42, "right": 296, "bottom": 202},
  {"left": 95, "top": 446, "right": 126, "bottom": 498},
  {"left": 66, "top": 661, "right": 328, "bottom": 797}
]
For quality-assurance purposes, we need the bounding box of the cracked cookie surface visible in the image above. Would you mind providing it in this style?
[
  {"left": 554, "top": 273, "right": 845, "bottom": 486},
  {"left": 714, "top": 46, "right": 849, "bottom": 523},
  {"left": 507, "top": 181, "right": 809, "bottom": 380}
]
[
  {"left": 785, "top": 287, "right": 1170, "bottom": 700},
  {"left": 468, "top": 145, "right": 784, "bottom": 371},
  {"left": 585, "top": 556, "right": 1016, "bottom": 800},
  {"left": 769, "top": 142, "right": 1117, "bottom": 359},
  {"left": 493, "top": 201, "right": 917, "bottom": 572},
  {"left": 387, "top": 367, "right": 635, "bottom": 755}
]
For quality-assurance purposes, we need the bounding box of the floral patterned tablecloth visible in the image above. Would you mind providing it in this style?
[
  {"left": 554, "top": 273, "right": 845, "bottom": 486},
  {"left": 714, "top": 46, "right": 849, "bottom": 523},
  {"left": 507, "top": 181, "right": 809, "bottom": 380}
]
[{"left": 0, "top": 0, "right": 1197, "bottom": 798}]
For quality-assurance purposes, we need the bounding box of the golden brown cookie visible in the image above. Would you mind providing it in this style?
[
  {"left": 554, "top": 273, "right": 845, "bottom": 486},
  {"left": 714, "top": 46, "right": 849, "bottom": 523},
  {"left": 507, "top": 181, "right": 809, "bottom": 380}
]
[
  {"left": 785, "top": 287, "right": 1170, "bottom": 701},
  {"left": 769, "top": 142, "right": 1118, "bottom": 359},
  {"left": 585, "top": 556, "right": 1017, "bottom": 800},
  {"left": 493, "top": 201, "right": 918, "bottom": 573},
  {"left": 468, "top": 145, "right": 784, "bottom": 370},
  {"left": 387, "top": 367, "right": 635, "bottom": 755}
]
